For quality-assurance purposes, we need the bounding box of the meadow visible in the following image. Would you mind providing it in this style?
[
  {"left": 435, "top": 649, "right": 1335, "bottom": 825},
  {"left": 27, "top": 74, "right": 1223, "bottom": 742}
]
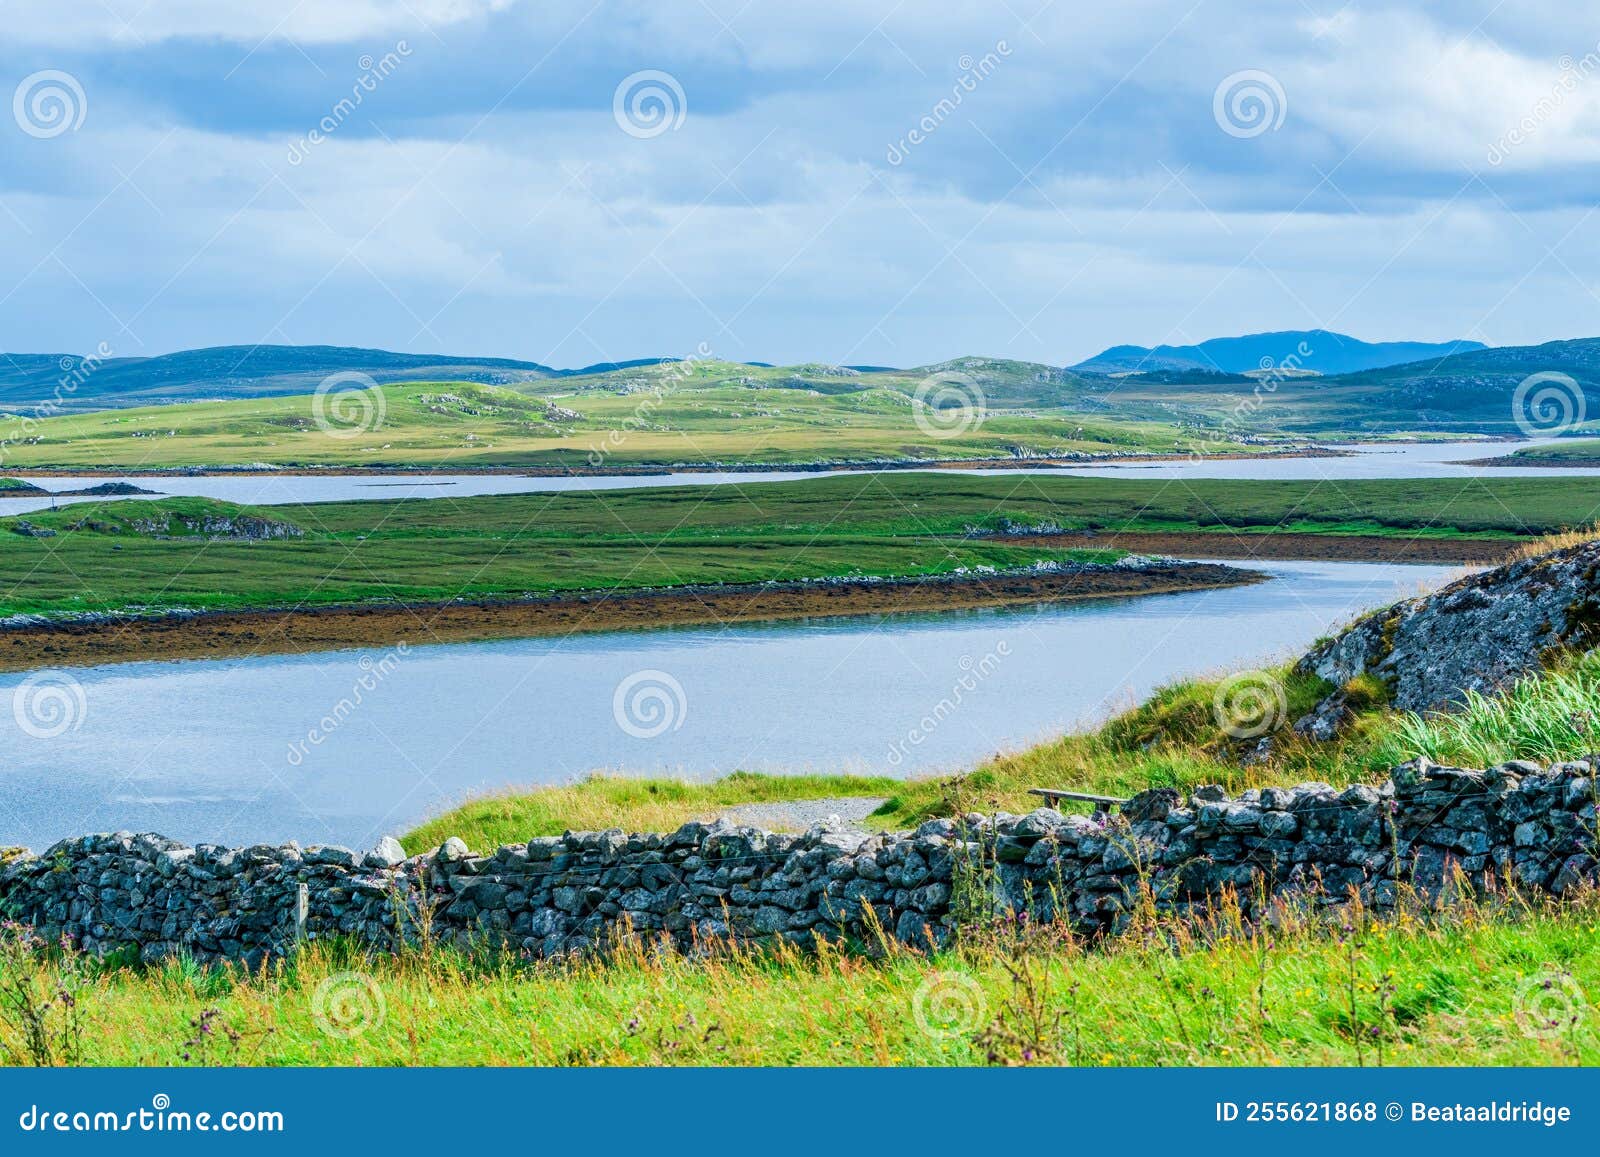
[
  {"left": 2, "top": 472, "right": 1591, "bottom": 617},
  {"left": 0, "top": 375, "right": 1225, "bottom": 471},
  {"left": 2, "top": 891, "right": 1594, "bottom": 1066}
]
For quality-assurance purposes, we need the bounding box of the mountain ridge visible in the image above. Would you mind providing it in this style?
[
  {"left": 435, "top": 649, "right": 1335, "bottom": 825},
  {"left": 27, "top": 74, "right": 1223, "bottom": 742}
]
[{"left": 1073, "top": 329, "right": 1487, "bottom": 376}]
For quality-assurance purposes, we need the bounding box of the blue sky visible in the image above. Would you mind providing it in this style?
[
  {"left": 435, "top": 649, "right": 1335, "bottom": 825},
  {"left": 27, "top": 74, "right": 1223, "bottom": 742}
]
[{"left": 2, "top": 1, "right": 1598, "bottom": 368}]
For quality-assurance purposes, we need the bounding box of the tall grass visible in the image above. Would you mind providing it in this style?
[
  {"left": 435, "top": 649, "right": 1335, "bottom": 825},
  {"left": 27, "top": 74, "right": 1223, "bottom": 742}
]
[
  {"left": 2, "top": 889, "right": 1595, "bottom": 1066},
  {"left": 1509, "top": 522, "right": 1600, "bottom": 562},
  {"left": 1376, "top": 652, "right": 1600, "bottom": 767}
]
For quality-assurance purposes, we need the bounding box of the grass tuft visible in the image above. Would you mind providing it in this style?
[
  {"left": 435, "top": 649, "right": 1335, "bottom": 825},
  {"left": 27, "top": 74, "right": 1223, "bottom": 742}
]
[{"left": 1375, "top": 650, "right": 1600, "bottom": 767}]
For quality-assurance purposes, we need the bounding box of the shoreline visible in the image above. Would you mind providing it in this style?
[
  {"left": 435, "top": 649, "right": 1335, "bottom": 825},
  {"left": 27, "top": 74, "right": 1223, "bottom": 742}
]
[
  {"left": 0, "top": 448, "right": 1347, "bottom": 479},
  {"left": 994, "top": 530, "right": 1521, "bottom": 565},
  {"left": 0, "top": 562, "right": 1256, "bottom": 671},
  {"left": 1461, "top": 455, "right": 1600, "bottom": 469}
]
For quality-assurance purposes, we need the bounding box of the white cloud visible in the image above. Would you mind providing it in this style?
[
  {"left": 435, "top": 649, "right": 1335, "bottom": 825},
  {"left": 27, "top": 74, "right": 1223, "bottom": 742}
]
[
  {"left": 4, "top": 0, "right": 521, "bottom": 46},
  {"left": 1283, "top": 10, "right": 1600, "bottom": 170}
]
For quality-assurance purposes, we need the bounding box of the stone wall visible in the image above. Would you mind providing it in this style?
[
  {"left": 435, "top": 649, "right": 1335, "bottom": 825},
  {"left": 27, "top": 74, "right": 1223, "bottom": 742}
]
[{"left": 1, "top": 757, "right": 1595, "bottom": 966}]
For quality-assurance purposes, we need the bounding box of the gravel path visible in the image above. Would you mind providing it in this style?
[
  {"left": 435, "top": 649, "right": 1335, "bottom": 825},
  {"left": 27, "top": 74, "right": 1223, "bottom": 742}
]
[{"left": 715, "top": 796, "right": 889, "bottom": 833}]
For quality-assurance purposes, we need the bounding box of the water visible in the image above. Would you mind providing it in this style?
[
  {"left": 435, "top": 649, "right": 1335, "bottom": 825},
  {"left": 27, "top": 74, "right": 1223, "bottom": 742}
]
[
  {"left": 0, "top": 469, "right": 824, "bottom": 518},
  {"left": 0, "top": 559, "right": 1465, "bottom": 851},
  {"left": 0, "top": 442, "right": 1585, "bottom": 518},
  {"left": 1048, "top": 440, "right": 1584, "bottom": 480}
]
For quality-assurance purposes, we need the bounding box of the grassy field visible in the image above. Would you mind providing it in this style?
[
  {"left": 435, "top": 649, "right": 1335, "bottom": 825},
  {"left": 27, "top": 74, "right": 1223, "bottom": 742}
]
[
  {"left": 3, "top": 890, "right": 1594, "bottom": 1066},
  {"left": 0, "top": 373, "right": 1240, "bottom": 471},
  {"left": 401, "top": 772, "right": 904, "bottom": 854},
  {"left": 2, "top": 472, "right": 1593, "bottom": 617}
]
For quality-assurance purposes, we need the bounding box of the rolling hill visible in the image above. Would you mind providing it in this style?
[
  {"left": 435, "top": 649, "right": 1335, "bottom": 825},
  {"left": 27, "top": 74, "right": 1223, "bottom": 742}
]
[
  {"left": 7, "top": 334, "right": 1599, "bottom": 460},
  {"left": 1098, "top": 337, "right": 1600, "bottom": 436},
  {"left": 0, "top": 345, "right": 559, "bottom": 412}
]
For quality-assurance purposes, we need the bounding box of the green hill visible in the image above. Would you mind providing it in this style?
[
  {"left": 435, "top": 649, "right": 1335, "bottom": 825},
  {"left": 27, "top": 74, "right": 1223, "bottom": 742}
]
[
  {"left": 0, "top": 373, "right": 1245, "bottom": 470},
  {"left": 1098, "top": 338, "right": 1600, "bottom": 436},
  {"left": 0, "top": 345, "right": 559, "bottom": 413}
]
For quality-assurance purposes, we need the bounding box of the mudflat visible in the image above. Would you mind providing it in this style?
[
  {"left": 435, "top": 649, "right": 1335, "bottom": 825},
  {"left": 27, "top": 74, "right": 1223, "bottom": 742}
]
[{"left": 0, "top": 562, "right": 1255, "bottom": 671}]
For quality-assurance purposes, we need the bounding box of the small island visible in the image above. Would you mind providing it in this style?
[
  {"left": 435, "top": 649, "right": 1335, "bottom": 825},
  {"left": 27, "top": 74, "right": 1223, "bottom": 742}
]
[{"left": 0, "top": 478, "right": 161, "bottom": 497}]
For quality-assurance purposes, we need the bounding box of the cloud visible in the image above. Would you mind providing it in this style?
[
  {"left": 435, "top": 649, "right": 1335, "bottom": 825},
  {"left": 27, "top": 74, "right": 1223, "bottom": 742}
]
[
  {"left": 3, "top": 2, "right": 1599, "bottom": 364},
  {"left": 3, "top": 0, "right": 520, "bottom": 46},
  {"left": 1281, "top": 9, "right": 1600, "bottom": 171}
]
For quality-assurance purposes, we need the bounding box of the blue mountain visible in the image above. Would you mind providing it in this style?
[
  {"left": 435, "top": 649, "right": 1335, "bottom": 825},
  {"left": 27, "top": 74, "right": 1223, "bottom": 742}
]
[{"left": 1074, "top": 330, "right": 1486, "bottom": 376}]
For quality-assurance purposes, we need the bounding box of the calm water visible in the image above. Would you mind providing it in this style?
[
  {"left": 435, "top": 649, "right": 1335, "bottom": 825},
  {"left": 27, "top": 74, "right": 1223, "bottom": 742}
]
[
  {"left": 0, "top": 441, "right": 1586, "bottom": 517},
  {"left": 0, "top": 469, "right": 822, "bottom": 517},
  {"left": 0, "top": 560, "right": 1464, "bottom": 851},
  {"left": 1049, "top": 440, "right": 1579, "bottom": 480}
]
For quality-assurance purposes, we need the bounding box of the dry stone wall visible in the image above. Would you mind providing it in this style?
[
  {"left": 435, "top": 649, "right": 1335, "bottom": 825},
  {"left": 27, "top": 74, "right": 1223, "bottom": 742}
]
[{"left": 1, "top": 757, "right": 1595, "bottom": 966}]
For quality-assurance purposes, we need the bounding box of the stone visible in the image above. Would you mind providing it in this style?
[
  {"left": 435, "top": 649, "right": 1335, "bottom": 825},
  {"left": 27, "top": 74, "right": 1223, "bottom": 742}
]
[
  {"left": 365, "top": 836, "right": 407, "bottom": 868},
  {"left": 306, "top": 845, "right": 359, "bottom": 867},
  {"left": 1298, "top": 540, "right": 1600, "bottom": 719}
]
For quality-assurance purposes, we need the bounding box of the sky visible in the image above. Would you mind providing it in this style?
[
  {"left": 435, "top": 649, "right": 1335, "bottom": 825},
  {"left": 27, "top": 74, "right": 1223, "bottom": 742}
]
[{"left": 2, "top": 1, "right": 1599, "bottom": 369}]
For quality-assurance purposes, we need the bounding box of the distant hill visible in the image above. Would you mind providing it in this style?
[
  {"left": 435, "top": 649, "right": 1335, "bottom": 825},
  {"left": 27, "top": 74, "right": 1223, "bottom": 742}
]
[
  {"left": 0, "top": 345, "right": 558, "bottom": 412},
  {"left": 1100, "top": 337, "right": 1600, "bottom": 435},
  {"left": 1074, "top": 330, "right": 1487, "bottom": 376},
  {"left": 9, "top": 335, "right": 1596, "bottom": 437}
]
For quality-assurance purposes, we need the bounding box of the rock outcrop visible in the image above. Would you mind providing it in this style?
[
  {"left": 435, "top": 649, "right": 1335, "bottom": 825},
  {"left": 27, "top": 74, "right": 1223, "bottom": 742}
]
[
  {"left": 1, "top": 758, "right": 1593, "bottom": 966},
  {"left": 1298, "top": 538, "right": 1600, "bottom": 719}
]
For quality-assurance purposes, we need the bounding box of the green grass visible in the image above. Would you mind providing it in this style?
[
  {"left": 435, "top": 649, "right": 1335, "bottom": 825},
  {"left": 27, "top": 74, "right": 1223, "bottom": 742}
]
[
  {"left": 401, "top": 772, "right": 902, "bottom": 855},
  {"left": 1375, "top": 650, "right": 1600, "bottom": 767},
  {"left": 0, "top": 375, "right": 1239, "bottom": 470},
  {"left": 1496, "top": 439, "right": 1600, "bottom": 464},
  {"left": 3, "top": 471, "right": 1592, "bottom": 616},
  {"left": 4, "top": 889, "right": 1595, "bottom": 1066}
]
